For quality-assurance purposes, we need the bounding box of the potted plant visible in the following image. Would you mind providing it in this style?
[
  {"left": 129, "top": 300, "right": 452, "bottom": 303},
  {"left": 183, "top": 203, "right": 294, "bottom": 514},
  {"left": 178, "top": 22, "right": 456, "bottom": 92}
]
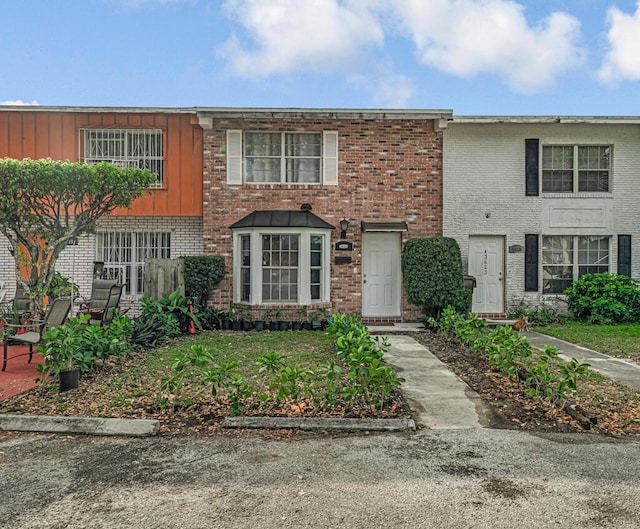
[
  {"left": 229, "top": 304, "right": 242, "bottom": 331},
  {"left": 38, "top": 315, "right": 91, "bottom": 392},
  {"left": 241, "top": 307, "right": 253, "bottom": 331},
  {"left": 297, "top": 305, "right": 309, "bottom": 331}
]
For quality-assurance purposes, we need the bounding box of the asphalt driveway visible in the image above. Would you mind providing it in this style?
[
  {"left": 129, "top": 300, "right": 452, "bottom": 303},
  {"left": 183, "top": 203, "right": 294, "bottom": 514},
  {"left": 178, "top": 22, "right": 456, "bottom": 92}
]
[{"left": 1, "top": 428, "right": 639, "bottom": 529}]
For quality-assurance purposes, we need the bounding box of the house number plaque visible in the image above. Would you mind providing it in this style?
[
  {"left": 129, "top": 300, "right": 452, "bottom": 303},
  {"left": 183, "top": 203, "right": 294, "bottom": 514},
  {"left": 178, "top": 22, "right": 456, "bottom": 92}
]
[{"left": 335, "top": 241, "right": 353, "bottom": 251}]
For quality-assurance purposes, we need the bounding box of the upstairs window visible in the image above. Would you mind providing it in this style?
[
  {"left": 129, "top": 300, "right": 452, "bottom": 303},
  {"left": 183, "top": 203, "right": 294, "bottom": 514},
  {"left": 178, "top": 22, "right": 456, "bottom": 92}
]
[
  {"left": 541, "top": 145, "right": 611, "bottom": 193},
  {"left": 80, "top": 129, "right": 164, "bottom": 187},
  {"left": 226, "top": 130, "right": 338, "bottom": 186},
  {"left": 245, "top": 132, "right": 322, "bottom": 183}
]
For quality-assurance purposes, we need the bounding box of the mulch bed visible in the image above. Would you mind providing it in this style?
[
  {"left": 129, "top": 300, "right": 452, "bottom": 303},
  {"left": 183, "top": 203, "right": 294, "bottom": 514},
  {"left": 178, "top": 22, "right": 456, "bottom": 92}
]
[{"left": 412, "top": 331, "right": 640, "bottom": 439}]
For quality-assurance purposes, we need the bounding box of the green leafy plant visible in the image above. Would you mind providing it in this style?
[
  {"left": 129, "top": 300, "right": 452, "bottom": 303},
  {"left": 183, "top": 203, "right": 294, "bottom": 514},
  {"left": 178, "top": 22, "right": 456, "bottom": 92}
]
[
  {"left": 46, "top": 272, "right": 79, "bottom": 301},
  {"left": 402, "top": 237, "right": 470, "bottom": 319},
  {"left": 38, "top": 314, "right": 93, "bottom": 375},
  {"left": 564, "top": 272, "right": 640, "bottom": 324},
  {"left": 182, "top": 255, "right": 226, "bottom": 309}
]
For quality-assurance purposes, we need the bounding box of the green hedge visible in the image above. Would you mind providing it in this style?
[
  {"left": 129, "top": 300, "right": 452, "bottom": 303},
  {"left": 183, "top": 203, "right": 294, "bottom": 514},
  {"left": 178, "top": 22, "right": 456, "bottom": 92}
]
[
  {"left": 565, "top": 272, "right": 640, "bottom": 324},
  {"left": 401, "top": 237, "right": 469, "bottom": 318},
  {"left": 181, "top": 255, "right": 226, "bottom": 308}
]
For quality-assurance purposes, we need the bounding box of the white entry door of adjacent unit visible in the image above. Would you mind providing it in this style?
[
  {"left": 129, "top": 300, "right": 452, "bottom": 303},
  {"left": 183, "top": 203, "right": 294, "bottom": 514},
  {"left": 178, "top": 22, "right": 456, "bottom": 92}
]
[
  {"left": 468, "top": 236, "right": 505, "bottom": 314},
  {"left": 362, "top": 232, "right": 401, "bottom": 317}
]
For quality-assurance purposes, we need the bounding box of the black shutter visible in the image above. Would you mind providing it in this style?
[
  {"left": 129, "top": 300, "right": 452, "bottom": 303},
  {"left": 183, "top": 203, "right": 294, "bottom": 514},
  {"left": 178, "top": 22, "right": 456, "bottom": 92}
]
[
  {"left": 618, "top": 235, "right": 632, "bottom": 277},
  {"left": 525, "top": 139, "right": 539, "bottom": 196},
  {"left": 524, "top": 234, "right": 539, "bottom": 291}
]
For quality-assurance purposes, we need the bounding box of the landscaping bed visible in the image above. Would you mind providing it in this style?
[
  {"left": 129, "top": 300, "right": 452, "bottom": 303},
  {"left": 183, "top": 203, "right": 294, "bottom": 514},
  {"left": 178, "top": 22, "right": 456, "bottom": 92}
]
[
  {"left": 414, "top": 331, "right": 640, "bottom": 439},
  {"left": 0, "top": 330, "right": 411, "bottom": 436}
]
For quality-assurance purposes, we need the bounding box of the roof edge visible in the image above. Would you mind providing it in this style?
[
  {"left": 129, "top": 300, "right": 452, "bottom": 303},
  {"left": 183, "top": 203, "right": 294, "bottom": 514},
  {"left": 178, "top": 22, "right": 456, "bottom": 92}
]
[{"left": 452, "top": 115, "right": 640, "bottom": 125}]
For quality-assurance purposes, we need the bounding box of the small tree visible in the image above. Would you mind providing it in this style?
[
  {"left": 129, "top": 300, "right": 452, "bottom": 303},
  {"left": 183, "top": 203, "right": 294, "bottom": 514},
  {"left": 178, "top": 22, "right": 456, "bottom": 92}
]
[
  {"left": 402, "top": 237, "right": 470, "bottom": 319},
  {"left": 0, "top": 158, "right": 156, "bottom": 315}
]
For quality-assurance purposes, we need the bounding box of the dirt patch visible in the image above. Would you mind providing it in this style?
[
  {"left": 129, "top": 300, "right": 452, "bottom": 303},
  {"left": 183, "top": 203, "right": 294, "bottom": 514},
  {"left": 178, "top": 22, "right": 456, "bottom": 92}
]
[{"left": 412, "top": 331, "right": 640, "bottom": 439}]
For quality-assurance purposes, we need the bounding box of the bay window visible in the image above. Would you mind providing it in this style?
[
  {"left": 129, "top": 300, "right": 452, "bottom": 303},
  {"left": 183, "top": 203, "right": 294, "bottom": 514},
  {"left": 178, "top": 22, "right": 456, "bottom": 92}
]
[{"left": 234, "top": 229, "right": 330, "bottom": 304}]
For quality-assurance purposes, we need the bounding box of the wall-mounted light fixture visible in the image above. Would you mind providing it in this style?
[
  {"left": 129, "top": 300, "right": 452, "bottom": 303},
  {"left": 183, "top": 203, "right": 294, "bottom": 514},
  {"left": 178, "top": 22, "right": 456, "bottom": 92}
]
[{"left": 340, "top": 218, "right": 349, "bottom": 239}]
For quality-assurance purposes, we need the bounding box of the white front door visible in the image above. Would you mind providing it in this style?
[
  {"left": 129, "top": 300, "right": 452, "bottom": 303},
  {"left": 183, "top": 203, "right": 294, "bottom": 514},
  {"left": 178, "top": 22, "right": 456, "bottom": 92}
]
[
  {"left": 468, "top": 236, "right": 505, "bottom": 314},
  {"left": 362, "top": 232, "right": 401, "bottom": 317}
]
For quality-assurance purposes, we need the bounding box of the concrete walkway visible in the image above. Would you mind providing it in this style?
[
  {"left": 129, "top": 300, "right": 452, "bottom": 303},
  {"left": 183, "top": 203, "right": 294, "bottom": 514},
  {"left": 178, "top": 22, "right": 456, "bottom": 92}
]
[
  {"left": 526, "top": 331, "right": 640, "bottom": 391},
  {"left": 384, "top": 335, "right": 492, "bottom": 430}
]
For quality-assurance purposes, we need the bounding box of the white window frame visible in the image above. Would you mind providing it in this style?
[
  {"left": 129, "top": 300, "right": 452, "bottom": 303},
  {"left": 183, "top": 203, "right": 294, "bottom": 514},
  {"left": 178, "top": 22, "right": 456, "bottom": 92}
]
[
  {"left": 232, "top": 228, "right": 331, "bottom": 305},
  {"left": 226, "top": 130, "right": 338, "bottom": 186},
  {"left": 541, "top": 144, "right": 612, "bottom": 194},
  {"left": 96, "top": 231, "right": 171, "bottom": 296},
  {"left": 244, "top": 131, "right": 322, "bottom": 184},
  {"left": 79, "top": 128, "right": 164, "bottom": 187},
  {"left": 542, "top": 235, "right": 610, "bottom": 294}
]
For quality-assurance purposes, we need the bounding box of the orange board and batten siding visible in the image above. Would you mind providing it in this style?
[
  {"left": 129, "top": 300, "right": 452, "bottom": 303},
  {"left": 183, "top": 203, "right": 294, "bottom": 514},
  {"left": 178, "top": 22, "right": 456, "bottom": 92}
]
[{"left": 0, "top": 110, "right": 203, "bottom": 217}]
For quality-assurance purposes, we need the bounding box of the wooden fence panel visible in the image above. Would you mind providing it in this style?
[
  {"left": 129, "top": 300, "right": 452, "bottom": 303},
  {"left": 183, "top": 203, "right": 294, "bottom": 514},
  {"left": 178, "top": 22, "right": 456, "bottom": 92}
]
[{"left": 144, "top": 259, "right": 185, "bottom": 300}]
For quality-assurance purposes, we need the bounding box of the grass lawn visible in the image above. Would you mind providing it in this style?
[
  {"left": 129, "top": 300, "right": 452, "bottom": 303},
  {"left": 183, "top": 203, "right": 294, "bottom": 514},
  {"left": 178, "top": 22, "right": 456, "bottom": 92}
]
[
  {"left": 0, "top": 330, "right": 410, "bottom": 434},
  {"left": 536, "top": 322, "right": 640, "bottom": 363}
]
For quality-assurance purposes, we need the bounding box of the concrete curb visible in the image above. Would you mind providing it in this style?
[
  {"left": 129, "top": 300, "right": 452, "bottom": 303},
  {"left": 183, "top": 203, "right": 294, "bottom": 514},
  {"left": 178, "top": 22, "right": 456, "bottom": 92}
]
[
  {"left": 222, "top": 417, "right": 416, "bottom": 432},
  {"left": 0, "top": 414, "right": 160, "bottom": 437}
]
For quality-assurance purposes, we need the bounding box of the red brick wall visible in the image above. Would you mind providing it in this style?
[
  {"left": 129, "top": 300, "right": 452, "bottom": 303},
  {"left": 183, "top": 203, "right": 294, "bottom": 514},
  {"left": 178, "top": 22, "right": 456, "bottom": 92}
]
[{"left": 202, "top": 117, "right": 443, "bottom": 321}]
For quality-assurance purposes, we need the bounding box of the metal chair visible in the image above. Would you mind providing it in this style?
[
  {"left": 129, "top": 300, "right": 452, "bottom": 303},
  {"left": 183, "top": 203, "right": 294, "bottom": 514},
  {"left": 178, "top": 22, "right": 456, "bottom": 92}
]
[
  {"left": 78, "top": 279, "right": 119, "bottom": 313},
  {"left": 2, "top": 297, "right": 72, "bottom": 371},
  {"left": 0, "top": 281, "right": 34, "bottom": 321},
  {"left": 88, "top": 284, "right": 124, "bottom": 325}
]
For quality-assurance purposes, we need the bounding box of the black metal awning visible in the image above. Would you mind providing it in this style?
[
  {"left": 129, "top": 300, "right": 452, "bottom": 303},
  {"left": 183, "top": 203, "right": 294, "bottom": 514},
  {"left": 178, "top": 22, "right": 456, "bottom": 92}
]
[
  {"left": 361, "top": 221, "right": 408, "bottom": 232},
  {"left": 230, "top": 210, "right": 335, "bottom": 230}
]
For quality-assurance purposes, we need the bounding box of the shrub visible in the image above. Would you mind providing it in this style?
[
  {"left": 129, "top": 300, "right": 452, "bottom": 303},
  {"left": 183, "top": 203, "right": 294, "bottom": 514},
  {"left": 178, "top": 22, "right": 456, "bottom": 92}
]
[
  {"left": 182, "top": 255, "right": 226, "bottom": 309},
  {"left": 507, "top": 301, "right": 561, "bottom": 326},
  {"left": 402, "top": 237, "right": 470, "bottom": 319},
  {"left": 564, "top": 272, "right": 640, "bottom": 324}
]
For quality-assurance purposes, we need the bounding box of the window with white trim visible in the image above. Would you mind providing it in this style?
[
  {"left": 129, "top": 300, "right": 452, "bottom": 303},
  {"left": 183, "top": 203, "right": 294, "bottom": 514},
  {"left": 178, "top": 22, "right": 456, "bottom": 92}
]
[
  {"left": 96, "top": 231, "right": 171, "bottom": 296},
  {"left": 245, "top": 132, "right": 321, "bottom": 183},
  {"left": 541, "top": 145, "right": 611, "bottom": 193},
  {"left": 80, "top": 129, "right": 164, "bottom": 187},
  {"left": 542, "top": 235, "right": 609, "bottom": 294},
  {"left": 226, "top": 130, "right": 338, "bottom": 186},
  {"left": 234, "top": 229, "right": 330, "bottom": 304}
]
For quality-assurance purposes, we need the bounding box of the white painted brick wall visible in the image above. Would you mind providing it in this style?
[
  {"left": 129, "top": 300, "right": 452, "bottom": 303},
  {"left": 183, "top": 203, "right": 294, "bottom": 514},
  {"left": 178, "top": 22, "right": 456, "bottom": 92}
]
[
  {"left": 0, "top": 216, "right": 203, "bottom": 313},
  {"left": 443, "top": 122, "right": 640, "bottom": 313}
]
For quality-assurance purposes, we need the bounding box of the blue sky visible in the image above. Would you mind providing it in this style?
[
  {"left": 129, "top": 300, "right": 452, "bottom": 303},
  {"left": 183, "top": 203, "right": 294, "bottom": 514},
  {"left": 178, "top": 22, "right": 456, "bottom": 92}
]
[{"left": 2, "top": 0, "right": 640, "bottom": 115}]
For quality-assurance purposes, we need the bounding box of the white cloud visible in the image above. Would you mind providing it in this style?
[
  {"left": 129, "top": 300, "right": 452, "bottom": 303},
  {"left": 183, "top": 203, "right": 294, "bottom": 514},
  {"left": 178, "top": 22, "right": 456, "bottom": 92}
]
[
  {"left": 351, "top": 69, "right": 416, "bottom": 108},
  {"left": 0, "top": 100, "right": 39, "bottom": 106},
  {"left": 596, "top": 2, "right": 640, "bottom": 85},
  {"left": 391, "top": 0, "right": 585, "bottom": 93},
  {"left": 218, "top": 0, "right": 385, "bottom": 77}
]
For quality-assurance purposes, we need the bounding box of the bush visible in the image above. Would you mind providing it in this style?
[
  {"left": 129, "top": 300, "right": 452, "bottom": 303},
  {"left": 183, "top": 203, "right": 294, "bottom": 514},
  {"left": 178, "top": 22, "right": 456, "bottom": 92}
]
[
  {"left": 182, "top": 256, "right": 226, "bottom": 309},
  {"left": 564, "top": 272, "right": 640, "bottom": 324},
  {"left": 402, "top": 237, "right": 470, "bottom": 319},
  {"left": 507, "top": 301, "right": 561, "bottom": 326}
]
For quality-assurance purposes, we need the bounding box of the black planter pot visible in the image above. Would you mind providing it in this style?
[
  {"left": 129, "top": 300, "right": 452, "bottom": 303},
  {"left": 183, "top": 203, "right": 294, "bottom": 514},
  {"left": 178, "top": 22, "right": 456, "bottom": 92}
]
[
  {"left": 221, "top": 318, "right": 230, "bottom": 330},
  {"left": 231, "top": 321, "right": 241, "bottom": 331},
  {"left": 291, "top": 321, "right": 302, "bottom": 331},
  {"left": 254, "top": 320, "right": 265, "bottom": 331},
  {"left": 269, "top": 321, "right": 278, "bottom": 331},
  {"left": 303, "top": 322, "right": 312, "bottom": 331},
  {"left": 278, "top": 321, "right": 289, "bottom": 331},
  {"left": 242, "top": 320, "right": 253, "bottom": 331},
  {"left": 59, "top": 369, "right": 79, "bottom": 392}
]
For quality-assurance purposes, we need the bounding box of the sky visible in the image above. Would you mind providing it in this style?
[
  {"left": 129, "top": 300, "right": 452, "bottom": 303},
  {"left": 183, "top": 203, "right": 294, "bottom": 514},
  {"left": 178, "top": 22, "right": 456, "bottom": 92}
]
[{"left": 2, "top": 0, "right": 640, "bottom": 115}]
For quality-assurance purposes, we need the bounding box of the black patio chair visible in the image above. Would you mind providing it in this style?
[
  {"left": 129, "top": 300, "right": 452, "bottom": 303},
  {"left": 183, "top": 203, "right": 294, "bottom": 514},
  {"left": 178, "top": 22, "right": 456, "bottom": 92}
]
[{"left": 2, "top": 297, "right": 72, "bottom": 371}]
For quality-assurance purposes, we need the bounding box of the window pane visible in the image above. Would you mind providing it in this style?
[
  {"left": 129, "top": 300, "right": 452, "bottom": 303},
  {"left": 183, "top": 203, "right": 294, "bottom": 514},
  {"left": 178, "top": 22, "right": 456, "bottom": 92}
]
[
  {"left": 543, "top": 266, "right": 573, "bottom": 294},
  {"left": 246, "top": 158, "right": 281, "bottom": 183},
  {"left": 285, "top": 133, "right": 322, "bottom": 157},
  {"left": 261, "top": 234, "right": 299, "bottom": 302},
  {"left": 245, "top": 132, "right": 281, "bottom": 156},
  {"left": 286, "top": 159, "right": 321, "bottom": 183}
]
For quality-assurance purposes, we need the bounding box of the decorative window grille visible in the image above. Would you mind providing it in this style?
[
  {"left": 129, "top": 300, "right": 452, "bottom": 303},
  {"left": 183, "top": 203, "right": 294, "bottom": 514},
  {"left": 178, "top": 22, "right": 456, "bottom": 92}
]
[
  {"left": 96, "top": 231, "right": 171, "bottom": 296},
  {"left": 240, "top": 235, "right": 251, "bottom": 302},
  {"left": 80, "top": 129, "right": 164, "bottom": 187}
]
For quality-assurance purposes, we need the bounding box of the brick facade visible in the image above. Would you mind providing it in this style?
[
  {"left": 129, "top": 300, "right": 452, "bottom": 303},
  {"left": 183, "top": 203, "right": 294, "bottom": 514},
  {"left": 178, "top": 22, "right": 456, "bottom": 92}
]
[{"left": 200, "top": 113, "right": 447, "bottom": 320}]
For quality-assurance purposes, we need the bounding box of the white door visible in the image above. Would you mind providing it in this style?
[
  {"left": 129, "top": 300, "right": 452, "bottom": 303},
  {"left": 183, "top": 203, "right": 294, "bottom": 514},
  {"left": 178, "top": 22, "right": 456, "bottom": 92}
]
[
  {"left": 362, "top": 232, "right": 401, "bottom": 317},
  {"left": 468, "top": 236, "right": 504, "bottom": 314}
]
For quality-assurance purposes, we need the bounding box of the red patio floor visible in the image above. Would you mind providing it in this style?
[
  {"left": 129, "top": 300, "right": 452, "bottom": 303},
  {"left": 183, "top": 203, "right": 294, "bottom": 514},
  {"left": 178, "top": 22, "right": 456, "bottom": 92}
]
[{"left": 0, "top": 345, "right": 44, "bottom": 402}]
